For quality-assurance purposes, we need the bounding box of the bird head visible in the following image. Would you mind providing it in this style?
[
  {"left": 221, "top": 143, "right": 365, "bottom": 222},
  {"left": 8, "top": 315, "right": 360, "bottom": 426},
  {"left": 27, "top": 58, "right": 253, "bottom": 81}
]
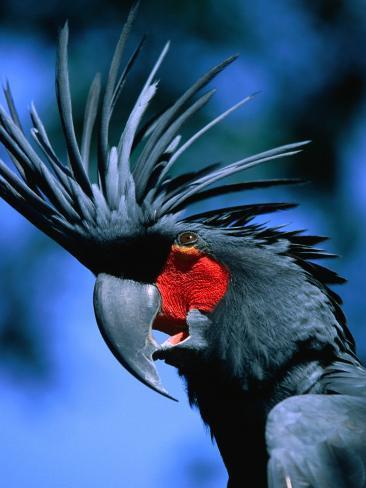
[{"left": 0, "top": 5, "right": 354, "bottom": 400}]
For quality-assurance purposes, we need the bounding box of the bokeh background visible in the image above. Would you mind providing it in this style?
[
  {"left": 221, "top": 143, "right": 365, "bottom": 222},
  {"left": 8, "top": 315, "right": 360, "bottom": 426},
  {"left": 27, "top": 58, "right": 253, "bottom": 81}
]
[{"left": 0, "top": 0, "right": 365, "bottom": 487}]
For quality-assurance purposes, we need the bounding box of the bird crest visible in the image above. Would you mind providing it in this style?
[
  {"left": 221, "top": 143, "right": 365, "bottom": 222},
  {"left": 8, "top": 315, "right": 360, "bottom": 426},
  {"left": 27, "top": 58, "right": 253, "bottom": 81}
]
[{"left": 0, "top": 3, "right": 310, "bottom": 274}]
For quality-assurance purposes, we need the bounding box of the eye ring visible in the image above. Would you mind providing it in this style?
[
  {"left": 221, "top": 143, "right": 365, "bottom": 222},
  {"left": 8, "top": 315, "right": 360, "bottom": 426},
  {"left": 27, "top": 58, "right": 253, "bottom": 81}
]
[{"left": 177, "top": 231, "right": 199, "bottom": 246}]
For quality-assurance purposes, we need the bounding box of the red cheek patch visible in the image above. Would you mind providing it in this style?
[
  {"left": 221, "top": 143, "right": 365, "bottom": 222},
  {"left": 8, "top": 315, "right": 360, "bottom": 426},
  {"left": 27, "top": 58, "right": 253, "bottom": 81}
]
[{"left": 154, "top": 245, "right": 229, "bottom": 334}]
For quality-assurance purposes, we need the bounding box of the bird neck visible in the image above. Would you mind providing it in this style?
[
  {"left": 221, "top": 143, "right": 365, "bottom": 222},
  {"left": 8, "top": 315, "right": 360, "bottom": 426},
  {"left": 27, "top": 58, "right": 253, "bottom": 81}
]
[{"left": 183, "top": 358, "right": 326, "bottom": 487}]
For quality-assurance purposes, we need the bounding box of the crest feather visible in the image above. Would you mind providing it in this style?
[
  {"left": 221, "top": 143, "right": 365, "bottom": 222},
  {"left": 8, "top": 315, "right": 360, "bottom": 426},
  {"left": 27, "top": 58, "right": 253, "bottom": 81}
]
[{"left": 0, "top": 5, "right": 309, "bottom": 269}]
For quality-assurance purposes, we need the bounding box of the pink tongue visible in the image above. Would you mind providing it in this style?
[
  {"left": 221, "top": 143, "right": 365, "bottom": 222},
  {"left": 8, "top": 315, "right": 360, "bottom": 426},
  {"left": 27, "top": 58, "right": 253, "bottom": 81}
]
[{"left": 168, "top": 331, "right": 189, "bottom": 345}]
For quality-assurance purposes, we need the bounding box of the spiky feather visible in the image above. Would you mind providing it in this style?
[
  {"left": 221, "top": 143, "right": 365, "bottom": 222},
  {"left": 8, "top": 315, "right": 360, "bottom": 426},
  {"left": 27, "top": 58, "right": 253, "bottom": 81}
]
[{"left": 0, "top": 11, "right": 326, "bottom": 287}]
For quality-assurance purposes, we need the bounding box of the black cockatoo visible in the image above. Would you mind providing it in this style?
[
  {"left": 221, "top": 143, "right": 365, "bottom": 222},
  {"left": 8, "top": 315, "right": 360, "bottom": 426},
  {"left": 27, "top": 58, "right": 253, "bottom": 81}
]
[{"left": 1, "top": 5, "right": 366, "bottom": 488}]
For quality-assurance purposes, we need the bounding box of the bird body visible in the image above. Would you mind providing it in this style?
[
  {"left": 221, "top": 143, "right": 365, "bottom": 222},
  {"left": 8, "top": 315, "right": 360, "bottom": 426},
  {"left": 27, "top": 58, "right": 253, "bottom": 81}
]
[
  {"left": 1, "top": 5, "right": 366, "bottom": 487},
  {"left": 165, "top": 230, "right": 365, "bottom": 487}
]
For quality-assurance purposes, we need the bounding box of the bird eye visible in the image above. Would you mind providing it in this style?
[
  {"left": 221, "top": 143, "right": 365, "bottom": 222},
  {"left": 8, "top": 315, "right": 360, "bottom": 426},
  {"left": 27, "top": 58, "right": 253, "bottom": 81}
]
[{"left": 177, "top": 231, "right": 198, "bottom": 246}]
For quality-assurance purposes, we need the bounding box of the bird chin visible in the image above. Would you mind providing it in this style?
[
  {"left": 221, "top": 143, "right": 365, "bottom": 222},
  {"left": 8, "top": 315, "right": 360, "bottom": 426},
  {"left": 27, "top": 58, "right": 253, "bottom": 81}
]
[
  {"left": 153, "top": 309, "right": 211, "bottom": 368},
  {"left": 153, "top": 337, "right": 196, "bottom": 369}
]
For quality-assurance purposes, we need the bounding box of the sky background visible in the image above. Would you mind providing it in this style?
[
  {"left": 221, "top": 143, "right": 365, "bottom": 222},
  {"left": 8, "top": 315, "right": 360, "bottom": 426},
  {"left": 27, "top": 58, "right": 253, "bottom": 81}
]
[{"left": 0, "top": 0, "right": 366, "bottom": 487}]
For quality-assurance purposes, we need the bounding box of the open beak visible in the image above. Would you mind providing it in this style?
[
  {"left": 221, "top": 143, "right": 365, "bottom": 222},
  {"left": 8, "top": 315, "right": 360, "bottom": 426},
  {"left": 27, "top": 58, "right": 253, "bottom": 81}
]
[{"left": 93, "top": 273, "right": 176, "bottom": 401}]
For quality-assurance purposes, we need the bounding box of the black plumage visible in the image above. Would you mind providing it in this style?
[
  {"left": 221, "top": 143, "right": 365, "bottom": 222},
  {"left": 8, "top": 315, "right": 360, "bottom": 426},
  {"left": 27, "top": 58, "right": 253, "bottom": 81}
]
[{"left": 1, "top": 5, "right": 366, "bottom": 488}]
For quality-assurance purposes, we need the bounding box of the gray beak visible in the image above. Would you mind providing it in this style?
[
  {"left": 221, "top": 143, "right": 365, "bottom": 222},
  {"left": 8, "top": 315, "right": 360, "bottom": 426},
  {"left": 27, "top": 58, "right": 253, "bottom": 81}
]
[{"left": 93, "top": 273, "right": 176, "bottom": 400}]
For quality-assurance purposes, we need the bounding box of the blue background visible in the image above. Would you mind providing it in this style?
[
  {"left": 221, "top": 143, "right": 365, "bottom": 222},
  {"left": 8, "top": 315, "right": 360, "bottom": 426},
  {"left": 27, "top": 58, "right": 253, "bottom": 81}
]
[{"left": 0, "top": 1, "right": 366, "bottom": 486}]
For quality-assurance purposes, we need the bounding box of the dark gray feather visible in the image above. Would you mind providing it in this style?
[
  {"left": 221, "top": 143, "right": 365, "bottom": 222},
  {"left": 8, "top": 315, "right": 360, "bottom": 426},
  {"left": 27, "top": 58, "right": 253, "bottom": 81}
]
[
  {"left": 81, "top": 73, "right": 101, "bottom": 171},
  {"left": 266, "top": 394, "right": 366, "bottom": 488},
  {"left": 132, "top": 55, "right": 238, "bottom": 197},
  {"left": 56, "top": 22, "right": 92, "bottom": 196},
  {"left": 98, "top": 2, "right": 139, "bottom": 180}
]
